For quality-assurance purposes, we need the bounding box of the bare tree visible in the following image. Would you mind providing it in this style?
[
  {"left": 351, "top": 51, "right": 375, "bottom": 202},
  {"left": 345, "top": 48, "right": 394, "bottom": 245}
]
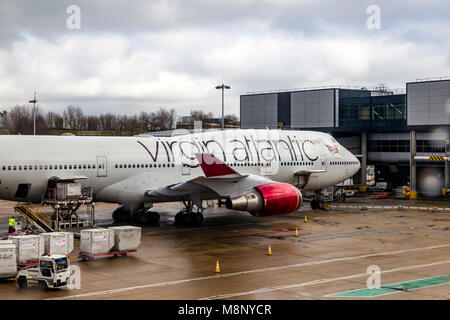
[
  {"left": 0, "top": 110, "right": 8, "bottom": 128},
  {"left": 7, "top": 105, "right": 48, "bottom": 134},
  {"left": 3, "top": 105, "right": 196, "bottom": 135},
  {"left": 190, "top": 110, "right": 214, "bottom": 121}
]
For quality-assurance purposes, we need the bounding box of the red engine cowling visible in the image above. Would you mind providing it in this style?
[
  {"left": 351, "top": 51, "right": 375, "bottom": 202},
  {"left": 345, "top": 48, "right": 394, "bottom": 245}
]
[{"left": 226, "top": 183, "right": 302, "bottom": 216}]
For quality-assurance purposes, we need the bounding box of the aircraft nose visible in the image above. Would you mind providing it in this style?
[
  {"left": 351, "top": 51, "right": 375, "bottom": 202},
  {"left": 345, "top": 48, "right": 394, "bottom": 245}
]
[{"left": 352, "top": 153, "right": 360, "bottom": 175}]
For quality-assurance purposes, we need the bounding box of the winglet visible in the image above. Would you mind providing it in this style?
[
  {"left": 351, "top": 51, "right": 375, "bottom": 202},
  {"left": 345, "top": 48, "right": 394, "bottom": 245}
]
[{"left": 195, "top": 153, "right": 239, "bottom": 178}]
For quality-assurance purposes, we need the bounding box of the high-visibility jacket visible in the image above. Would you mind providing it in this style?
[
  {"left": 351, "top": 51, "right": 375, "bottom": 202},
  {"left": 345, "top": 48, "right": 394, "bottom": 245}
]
[{"left": 8, "top": 218, "right": 15, "bottom": 227}]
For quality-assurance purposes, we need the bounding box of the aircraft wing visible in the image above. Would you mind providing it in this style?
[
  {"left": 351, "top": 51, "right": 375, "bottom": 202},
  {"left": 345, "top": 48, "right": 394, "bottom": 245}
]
[{"left": 145, "top": 153, "right": 274, "bottom": 204}]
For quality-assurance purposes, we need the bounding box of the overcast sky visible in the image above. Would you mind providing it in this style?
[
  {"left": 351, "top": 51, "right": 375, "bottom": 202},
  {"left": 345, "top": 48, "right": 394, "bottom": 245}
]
[{"left": 0, "top": 0, "right": 449, "bottom": 117}]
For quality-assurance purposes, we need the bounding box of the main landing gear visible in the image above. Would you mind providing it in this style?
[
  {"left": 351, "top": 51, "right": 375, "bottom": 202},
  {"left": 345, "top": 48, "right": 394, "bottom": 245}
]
[
  {"left": 112, "top": 205, "right": 160, "bottom": 226},
  {"left": 174, "top": 200, "right": 204, "bottom": 226},
  {"left": 112, "top": 205, "right": 131, "bottom": 222},
  {"left": 134, "top": 209, "right": 160, "bottom": 226}
]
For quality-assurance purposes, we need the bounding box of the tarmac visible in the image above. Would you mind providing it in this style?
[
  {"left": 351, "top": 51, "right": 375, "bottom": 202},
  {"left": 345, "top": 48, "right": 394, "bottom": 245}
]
[{"left": 0, "top": 197, "right": 449, "bottom": 300}]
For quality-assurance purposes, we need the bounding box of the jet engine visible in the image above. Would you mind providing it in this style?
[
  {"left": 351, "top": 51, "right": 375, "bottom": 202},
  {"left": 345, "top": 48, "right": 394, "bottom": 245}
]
[{"left": 225, "top": 183, "right": 302, "bottom": 216}]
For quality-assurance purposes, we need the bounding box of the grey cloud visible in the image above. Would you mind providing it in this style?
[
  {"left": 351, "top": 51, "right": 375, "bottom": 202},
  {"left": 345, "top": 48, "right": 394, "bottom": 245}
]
[{"left": 0, "top": 0, "right": 449, "bottom": 116}]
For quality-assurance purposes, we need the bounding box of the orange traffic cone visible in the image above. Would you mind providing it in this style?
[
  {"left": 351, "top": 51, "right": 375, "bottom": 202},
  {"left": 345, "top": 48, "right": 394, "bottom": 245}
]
[
  {"left": 267, "top": 244, "right": 272, "bottom": 255},
  {"left": 215, "top": 260, "right": 220, "bottom": 273},
  {"left": 304, "top": 215, "right": 308, "bottom": 223},
  {"left": 295, "top": 228, "right": 299, "bottom": 237}
]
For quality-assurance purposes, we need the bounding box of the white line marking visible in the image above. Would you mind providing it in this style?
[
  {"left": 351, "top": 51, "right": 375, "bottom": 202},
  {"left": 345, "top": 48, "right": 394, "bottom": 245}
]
[
  {"left": 49, "top": 243, "right": 450, "bottom": 300},
  {"left": 200, "top": 259, "right": 450, "bottom": 300}
]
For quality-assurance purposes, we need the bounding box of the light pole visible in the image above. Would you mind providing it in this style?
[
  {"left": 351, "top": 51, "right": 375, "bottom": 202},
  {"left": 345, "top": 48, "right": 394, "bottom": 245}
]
[
  {"left": 215, "top": 84, "right": 230, "bottom": 129},
  {"left": 28, "top": 91, "right": 37, "bottom": 135}
]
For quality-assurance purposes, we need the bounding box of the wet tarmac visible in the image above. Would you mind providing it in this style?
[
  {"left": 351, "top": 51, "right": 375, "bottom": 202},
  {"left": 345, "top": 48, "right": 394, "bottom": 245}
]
[{"left": 0, "top": 198, "right": 449, "bottom": 300}]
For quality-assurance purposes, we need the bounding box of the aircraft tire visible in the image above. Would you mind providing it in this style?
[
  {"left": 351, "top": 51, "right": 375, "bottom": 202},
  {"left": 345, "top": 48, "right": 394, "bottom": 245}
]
[
  {"left": 193, "top": 212, "right": 204, "bottom": 226},
  {"left": 174, "top": 211, "right": 185, "bottom": 226},
  {"left": 148, "top": 212, "right": 160, "bottom": 226},
  {"left": 113, "top": 205, "right": 131, "bottom": 222},
  {"left": 135, "top": 210, "right": 149, "bottom": 224}
]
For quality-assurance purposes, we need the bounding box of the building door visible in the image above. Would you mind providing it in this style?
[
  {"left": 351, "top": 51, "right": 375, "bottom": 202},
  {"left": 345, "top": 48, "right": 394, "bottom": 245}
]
[{"left": 97, "top": 156, "right": 107, "bottom": 177}]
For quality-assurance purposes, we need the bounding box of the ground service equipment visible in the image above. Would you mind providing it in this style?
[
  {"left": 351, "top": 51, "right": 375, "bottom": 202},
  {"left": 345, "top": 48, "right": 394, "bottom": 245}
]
[{"left": 16, "top": 254, "right": 70, "bottom": 290}]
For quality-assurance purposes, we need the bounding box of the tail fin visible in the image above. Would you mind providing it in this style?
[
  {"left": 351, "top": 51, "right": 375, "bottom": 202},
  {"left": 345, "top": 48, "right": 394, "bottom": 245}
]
[{"left": 195, "top": 153, "right": 240, "bottom": 178}]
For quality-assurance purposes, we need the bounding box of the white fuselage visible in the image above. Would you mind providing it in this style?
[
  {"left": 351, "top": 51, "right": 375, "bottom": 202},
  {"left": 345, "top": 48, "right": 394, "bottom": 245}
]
[{"left": 0, "top": 129, "right": 359, "bottom": 210}]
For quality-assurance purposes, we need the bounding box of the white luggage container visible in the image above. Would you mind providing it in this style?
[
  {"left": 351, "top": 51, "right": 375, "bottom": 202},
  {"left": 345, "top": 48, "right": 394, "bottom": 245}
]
[
  {"left": 0, "top": 243, "right": 17, "bottom": 279},
  {"left": 8, "top": 235, "right": 45, "bottom": 264},
  {"left": 56, "top": 182, "right": 82, "bottom": 201},
  {"left": 80, "top": 229, "right": 114, "bottom": 255},
  {"left": 40, "top": 232, "right": 74, "bottom": 255},
  {"left": 109, "top": 226, "right": 141, "bottom": 251}
]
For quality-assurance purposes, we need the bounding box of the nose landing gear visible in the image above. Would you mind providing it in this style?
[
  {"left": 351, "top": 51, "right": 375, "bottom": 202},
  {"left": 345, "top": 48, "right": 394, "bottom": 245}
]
[{"left": 310, "top": 192, "right": 325, "bottom": 210}]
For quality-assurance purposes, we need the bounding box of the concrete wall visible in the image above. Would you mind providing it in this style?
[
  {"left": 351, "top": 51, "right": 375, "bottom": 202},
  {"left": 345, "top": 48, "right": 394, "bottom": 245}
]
[
  {"left": 291, "top": 89, "right": 335, "bottom": 128},
  {"left": 240, "top": 93, "right": 278, "bottom": 129},
  {"left": 407, "top": 80, "right": 450, "bottom": 125}
]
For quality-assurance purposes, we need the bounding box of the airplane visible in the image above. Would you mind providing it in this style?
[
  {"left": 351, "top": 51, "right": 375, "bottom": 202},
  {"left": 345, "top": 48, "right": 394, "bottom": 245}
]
[{"left": 0, "top": 129, "right": 360, "bottom": 226}]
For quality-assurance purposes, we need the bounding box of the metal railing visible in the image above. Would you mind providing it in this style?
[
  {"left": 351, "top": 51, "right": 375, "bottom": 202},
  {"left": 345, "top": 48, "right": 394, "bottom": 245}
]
[
  {"left": 247, "top": 85, "right": 406, "bottom": 95},
  {"left": 15, "top": 204, "right": 53, "bottom": 233},
  {"left": 415, "top": 76, "right": 450, "bottom": 82}
]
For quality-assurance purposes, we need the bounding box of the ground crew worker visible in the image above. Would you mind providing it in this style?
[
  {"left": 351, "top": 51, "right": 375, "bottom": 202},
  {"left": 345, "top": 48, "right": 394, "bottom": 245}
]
[{"left": 8, "top": 216, "right": 15, "bottom": 234}]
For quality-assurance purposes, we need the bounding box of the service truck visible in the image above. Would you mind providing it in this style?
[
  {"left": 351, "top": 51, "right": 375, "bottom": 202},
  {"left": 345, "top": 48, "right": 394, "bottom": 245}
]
[{"left": 17, "top": 254, "right": 71, "bottom": 290}]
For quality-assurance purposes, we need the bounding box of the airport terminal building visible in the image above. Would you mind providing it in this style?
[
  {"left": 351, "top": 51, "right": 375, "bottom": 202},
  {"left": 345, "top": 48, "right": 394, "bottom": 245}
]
[{"left": 240, "top": 78, "right": 450, "bottom": 195}]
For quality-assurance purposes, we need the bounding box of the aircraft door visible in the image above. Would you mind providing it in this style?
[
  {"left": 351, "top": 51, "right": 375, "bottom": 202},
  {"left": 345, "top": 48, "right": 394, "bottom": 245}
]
[
  {"left": 313, "top": 155, "right": 328, "bottom": 172},
  {"left": 97, "top": 156, "right": 107, "bottom": 177},
  {"left": 182, "top": 163, "right": 190, "bottom": 175},
  {"left": 320, "top": 155, "right": 328, "bottom": 172}
]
